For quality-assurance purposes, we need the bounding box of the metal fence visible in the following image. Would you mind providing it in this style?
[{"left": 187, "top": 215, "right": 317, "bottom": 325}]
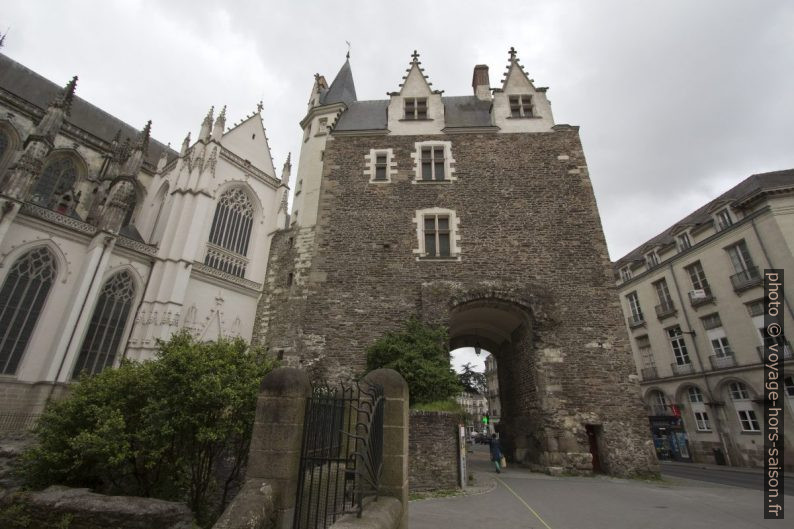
[
  {"left": 292, "top": 381, "right": 384, "bottom": 529},
  {"left": 0, "top": 412, "right": 40, "bottom": 433}
]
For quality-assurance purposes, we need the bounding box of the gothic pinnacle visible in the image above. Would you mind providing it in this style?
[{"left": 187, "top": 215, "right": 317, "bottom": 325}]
[
  {"left": 181, "top": 131, "right": 191, "bottom": 156},
  {"left": 136, "top": 120, "right": 152, "bottom": 151},
  {"left": 54, "top": 75, "right": 78, "bottom": 115},
  {"left": 203, "top": 106, "right": 214, "bottom": 126}
]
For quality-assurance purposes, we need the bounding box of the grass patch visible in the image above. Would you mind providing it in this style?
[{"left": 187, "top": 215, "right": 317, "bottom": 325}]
[
  {"left": 410, "top": 400, "right": 463, "bottom": 413},
  {"left": 409, "top": 489, "right": 464, "bottom": 501}
]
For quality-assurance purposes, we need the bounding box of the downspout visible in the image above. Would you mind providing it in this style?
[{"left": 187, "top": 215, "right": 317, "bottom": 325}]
[
  {"left": 750, "top": 218, "right": 794, "bottom": 320},
  {"left": 667, "top": 261, "right": 733, "bottom": 466},
  {"left": 46, "top": 235, "right": 112, "bottom": 403}
]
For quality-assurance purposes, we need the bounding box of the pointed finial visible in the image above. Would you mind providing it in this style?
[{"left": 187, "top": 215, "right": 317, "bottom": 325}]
[
  {"left": 411, "top": 50, "right": 420, "bottom": 63},
  {"left": 136, "top": 120, "right": 152, "bottom": 150},
  {"left": 54, "top": 75, "right": 79, "bottom": 114},
  {"left": 218, "top": 105, "right": 226, "bottom": 121},
  {"left": 346, "top": 40, "right": 351, "bottom": 59},
  {"left": 256, "top": 100, "right": 263, "bottom": 113},
  {"left": 203, "top": 105, "right": 214, "bottom": 125},
  {"left": 112, "top": 129, "right": 121, "bottom": 145},
  {"left": 180, "top": 131, "right": 191, "bottom": 156},
  {"left": 508, "top": 46, "right": 517, "bottom": 61}
]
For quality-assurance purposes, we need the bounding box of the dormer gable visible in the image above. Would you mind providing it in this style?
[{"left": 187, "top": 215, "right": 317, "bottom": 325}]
[
  {"left": 387, "top": 51, "right": 445, "bottom": 135},
  {"left": 222, "top": 105, "right": 276, "bottom": 177},
  {"left": 493, "top": 47, "right": 555, "bottom": 133}
]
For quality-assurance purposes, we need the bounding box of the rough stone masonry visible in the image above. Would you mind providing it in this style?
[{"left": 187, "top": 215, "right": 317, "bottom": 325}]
[{"left": 255, "top": 123, "right": 658, "bottom": 478}]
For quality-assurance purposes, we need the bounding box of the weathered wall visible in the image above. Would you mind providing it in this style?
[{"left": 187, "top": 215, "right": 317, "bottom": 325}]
[
  {"left": 408, "top": 411, "right": 459, "bottom": 492},
  {"left": 255, "top": 129, "right": 658, "bottom": 477}
]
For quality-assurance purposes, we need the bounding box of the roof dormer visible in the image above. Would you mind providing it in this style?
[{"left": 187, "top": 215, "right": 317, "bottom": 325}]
[
  {"left": 493, "top": 47, "right": 555, "bottom": 133},
  {"left": 387, "top": 50, "right": 445, "bottom": 135}
]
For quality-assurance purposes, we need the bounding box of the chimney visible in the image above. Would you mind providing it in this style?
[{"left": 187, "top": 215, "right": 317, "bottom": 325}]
[{"left": 472, "top": 65, "right": 491, "bottom": 101}]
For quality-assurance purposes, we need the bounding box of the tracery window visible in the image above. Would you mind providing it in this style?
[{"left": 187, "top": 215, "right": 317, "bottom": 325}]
[
  {"left": 31, "top": 156, "right": 78, "bottom": 208},
  {"left": 0, "top": 247, "right": 58, "bottom": 375},
  {"left": 72, "top": 271, "right": 135, "bottom": 377},
  {"left": 204, "top": 188, "right": 254, "bottom": 277}
]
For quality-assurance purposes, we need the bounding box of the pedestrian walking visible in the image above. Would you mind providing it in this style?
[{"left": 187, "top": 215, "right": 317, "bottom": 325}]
[{"left": 489, "top": 433, "right": 503, "bottom": 473}]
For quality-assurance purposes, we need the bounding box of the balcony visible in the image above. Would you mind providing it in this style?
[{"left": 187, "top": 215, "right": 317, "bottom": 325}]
[
  {"left": 756, "top": 342, "right": 793, "bottom": 362},
  {"left": 670, "top": 362, "right": 694, "bottom": 376},
  {"left": 640, "top": 366, "right": 659, "bottom": 380},
  {"left": 709, "top": 354, "right": 737, "bottom": 370},
  {"left": 655, "top": 300, "right": 677, "bottom": 320},
  {"left": 627, "top": 314, "right": 646, "bottom": 329},
  {"left": 730, "top": 266, "right": 762, "bottom": 292},
  {"left": 688, "top": 289, "right": 714, "bottom": 308}
]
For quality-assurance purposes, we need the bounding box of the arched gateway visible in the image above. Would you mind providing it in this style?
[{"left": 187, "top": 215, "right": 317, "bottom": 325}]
[{"left": 253, "top": 49, "right": 658, "bottom": 477}]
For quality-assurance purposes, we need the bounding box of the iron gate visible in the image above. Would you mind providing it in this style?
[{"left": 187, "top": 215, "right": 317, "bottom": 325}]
[{"left": 292, "top": 381, "right": 384, "bottom": 529}]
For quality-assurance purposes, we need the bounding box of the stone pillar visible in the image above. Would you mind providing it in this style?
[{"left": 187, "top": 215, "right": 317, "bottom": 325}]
[
  {"left": 363, "top": 369, "right": 409, "bottom": 529},
  {"left": 214, "top": 367, "right": 311, "bottom": 529}
]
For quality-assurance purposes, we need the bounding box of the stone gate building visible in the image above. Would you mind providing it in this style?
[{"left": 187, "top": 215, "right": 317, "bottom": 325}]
[{"left": 254, "top": 49, "right": 658, "bottom": 477}]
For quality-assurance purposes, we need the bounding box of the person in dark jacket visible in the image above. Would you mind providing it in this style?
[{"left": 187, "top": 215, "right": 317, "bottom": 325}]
[{"left": 489, "top": 433, "right": 503, "bottom": 473}]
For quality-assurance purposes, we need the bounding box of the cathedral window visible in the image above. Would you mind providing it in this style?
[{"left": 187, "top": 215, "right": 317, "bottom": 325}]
[
  {"left": 413, "top": 208, "right": 461, "bottom": 260},
  {"left": 404, "top": 97, "right": 428, "bottom": 120},
  {"left": 412, "top": 141, "right": 456, "bottom": 183},
  {"left": 509, "top": 95, "right": 533, "bottom": 118},
  {"left": 0, "top": 247, "right": 58, "bottom": 375},
  {"left": 365, "top": 148, "right": 395, "bottom": 183},
  {"left": 72, "top": 271, "right": 135, "bottom": 378},
  {"left": 205, "top": 188, "right": 255, "bottom": 278},
  {"left": 31, "top": 155, "right": 78, "bottom": 209}
]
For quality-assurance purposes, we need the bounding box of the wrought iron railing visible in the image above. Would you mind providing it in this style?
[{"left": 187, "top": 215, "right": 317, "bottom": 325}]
[
  {"left": 670, "top": 362, "right": 694, "bottom": 376},
  {"left": 730, "top": 266, "right": 762, "bottom": 291},
  {"left": 709, "top": 354, "right": 737, "bottom": 370},
  {"left": 293, "top": 381, "right": 384, "bottom": 529},
  {"left": 654, "top": 300, "right": 676, "bottom": 319},
  {"left": 756, "top": 342, "right": 793, "bottom": 362},
  {"left": 627, "top": 314, "right": 645, "bottom": 328},
  {"left": 640, "top": 366, "right": 659, "bottom": 380}
]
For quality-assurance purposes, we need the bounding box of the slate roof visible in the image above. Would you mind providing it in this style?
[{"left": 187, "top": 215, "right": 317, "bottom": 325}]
[
  {"left": 334, "top": 95, "right": 494, "bottom": 132},
  {"left": 320, "top": 59, "right": 357, "bottom": 106},
  {"left": 615, "top": 168, "right": 794, "bottom": 266},
  {"left": 0, "top": 53, "right": 177, "bottom": 167}
]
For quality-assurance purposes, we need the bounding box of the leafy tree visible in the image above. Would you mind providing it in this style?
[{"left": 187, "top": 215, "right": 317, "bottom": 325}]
[
  {"left": 457, "top": 362, "right": 486, "bottom": 394},
  {"left": 366, "top": 317, "right": 461, "bottom": 405},
  {"left": 22, "top": 331, "right": 277, "bottom": 526}
]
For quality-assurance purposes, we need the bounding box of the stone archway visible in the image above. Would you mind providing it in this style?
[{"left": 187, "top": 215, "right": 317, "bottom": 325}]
[{"left": 448, "top": 298, "right": 544, "bottom": 466}]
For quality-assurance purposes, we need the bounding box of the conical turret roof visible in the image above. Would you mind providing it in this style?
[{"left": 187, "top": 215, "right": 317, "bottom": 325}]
[{"left": 320, "top": 58, "right": 357, "bottom": 106}]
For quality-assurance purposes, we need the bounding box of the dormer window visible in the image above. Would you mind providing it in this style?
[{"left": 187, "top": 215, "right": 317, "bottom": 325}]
[
  {"left": 677, "top": 233, "right": 691, "bottom": 252},
  {"left": 645, "top": 252, "right": 660, "bottom": 268},
  {"left": 404, "top": 97, "right": 428, "bottom": 120},
  {"left": 619, "top": 267, "right": 632, "bottom": 281},
  {"left": 715, "top": 209, "right": 733, "bottom": 231},
  {"left": 509, "top": 95, "right": 533, "bottom": 118}
]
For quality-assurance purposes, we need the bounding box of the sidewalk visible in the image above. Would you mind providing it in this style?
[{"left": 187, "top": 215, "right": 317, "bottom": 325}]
[
  {"left": 409, "top": 448, "right": 782, "bottom": 529},
  {"left": 661, "top": 459, "right": 764, "bottom": 475}
]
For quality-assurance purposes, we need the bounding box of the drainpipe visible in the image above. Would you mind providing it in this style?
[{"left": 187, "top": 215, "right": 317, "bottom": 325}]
[
  {"left": 667, "top": 262, "right": 733, "bottom": 466},
  {"left": 46, "top": 235, "right": 112, "bottom": 403},
  {"left": 750, "top": 218, "right": 794, "bottom": 320}
]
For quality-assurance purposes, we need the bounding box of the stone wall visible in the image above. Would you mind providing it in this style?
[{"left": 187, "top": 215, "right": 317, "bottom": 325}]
[
  {"left": 408, "top": 411, "right": 460, "bottom": 491},
  {"left": 255, "top": 128, "right": 659, "bottom": 477}
]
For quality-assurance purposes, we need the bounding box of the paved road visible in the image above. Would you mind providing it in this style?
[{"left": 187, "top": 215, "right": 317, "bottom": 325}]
[
  {"left": 661, "top": 461, "right": 794, "bottom": 495},
  {"left": 410, "top": 447, "right": 785, "bottom": 529}
]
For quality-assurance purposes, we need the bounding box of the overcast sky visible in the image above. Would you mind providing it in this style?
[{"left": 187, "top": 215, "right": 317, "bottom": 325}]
[{"left": 3, "top": 0, "right": 793, "bottom": 263}]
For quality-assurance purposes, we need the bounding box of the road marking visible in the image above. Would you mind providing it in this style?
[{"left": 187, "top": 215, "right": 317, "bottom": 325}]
[{"left": 495, "top": 476, "right": 554, "bottom": 529}]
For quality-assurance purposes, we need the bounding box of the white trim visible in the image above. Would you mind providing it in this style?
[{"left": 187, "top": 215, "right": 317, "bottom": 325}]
[
  {"left": 364, "top": 148, "right": 397, "bottom": 184},
  {"left": 412, "top": 207, "right": 461, "bottom": 261},
  {"left": 410, "top": 141, "right": 456, "bottom": 183}
]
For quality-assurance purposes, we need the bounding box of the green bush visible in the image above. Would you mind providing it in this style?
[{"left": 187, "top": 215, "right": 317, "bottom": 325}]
[
  {"left": 366, "top": 317, "right": 461, "bottom": 405},
  {"left": 21, "top": 331, "right": 277, "bottom": 526}
]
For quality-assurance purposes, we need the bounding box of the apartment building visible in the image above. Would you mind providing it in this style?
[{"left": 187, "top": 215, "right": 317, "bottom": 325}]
[{"left": 614, "top": 169, "right": 794, "bottom": 469}]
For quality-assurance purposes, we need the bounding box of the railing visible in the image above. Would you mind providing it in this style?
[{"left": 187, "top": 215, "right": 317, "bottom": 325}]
[
  {"left": 293, "top": 381, "right": 384, "bottom": 529},
  {"left": 627, "top": 315, "right": 646, "bottom": 328},
  {"left": 688, "top": 289, "right": 714, "bottom": 307},
  {"left": 640, "top": 366, "right": 659, "bottom": 380},
  {"left": 0, "top": 412, "right": 41, "bottom": 433},
  {"left": 655, "top": 300, "right": 676, "bottom": 319},
  {"left": 756, "top": 342, "right": 793, "bottom": 362},
  {"left": 709, "top": 354, "right": 737, "bottom": 370},
  {"left": 730, "top": 266, "right": 762, "bottom": 291},
  {"left": 203, "top": 243, "right": 248, "bottom": 278},
  {"left": 670, "top": 362, "right": 694, "bottom": 376}
]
